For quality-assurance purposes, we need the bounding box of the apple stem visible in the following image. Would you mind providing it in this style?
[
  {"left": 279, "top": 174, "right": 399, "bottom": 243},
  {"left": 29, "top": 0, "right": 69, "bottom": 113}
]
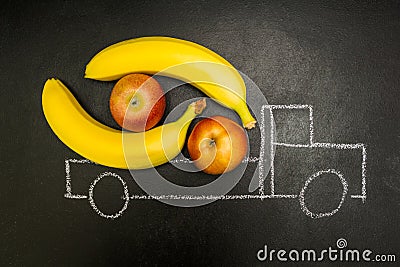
[
  {"left": 209, "top": 139, "right": 216, "bottom": 146},
  {"left": 131, "top": 97, "right": 138, "bottom": 106}
]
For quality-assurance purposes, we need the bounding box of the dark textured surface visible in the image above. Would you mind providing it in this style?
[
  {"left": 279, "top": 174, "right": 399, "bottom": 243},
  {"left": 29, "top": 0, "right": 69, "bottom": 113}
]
[{"left": 3, "top": 0, "right": 400, "bottom": 265}]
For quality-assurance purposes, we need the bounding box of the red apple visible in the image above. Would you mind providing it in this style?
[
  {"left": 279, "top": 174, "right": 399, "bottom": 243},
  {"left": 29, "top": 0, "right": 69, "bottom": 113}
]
[
  {"left": 110, "top": 73, "right": 166, "bottom": 132},
  {"left": 187, "top": 116, "right": 248, "bottom": 175}
]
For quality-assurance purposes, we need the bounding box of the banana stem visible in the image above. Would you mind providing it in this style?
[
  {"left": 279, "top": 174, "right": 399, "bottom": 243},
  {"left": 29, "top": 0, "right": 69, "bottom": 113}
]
[
  {"left": 175, "top": 99, "right": 206, "bottom": 127},
  {"left": 240, "top": 112, "right": 257, "bottom": 129}
]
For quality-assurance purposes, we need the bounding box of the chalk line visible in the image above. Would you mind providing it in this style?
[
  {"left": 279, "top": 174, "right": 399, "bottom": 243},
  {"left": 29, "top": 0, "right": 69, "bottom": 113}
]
[
  {"left": 272, "top": 142, "right": 365, "bottom": 149},
  {"left": 309, "top": 105, "right": 314, "bottom": 144},
  {"left": 269, "top": 105, "right": 275, "bottom": 196},
  {"left": 268, "top": 104, "right": 311, "bottom": 109},
  {"left": 127, "top": 194, "right": 298, "bottom": 200},
  {"left": 257, "top": 104, "right": 266, "bottom": 196},
  {"left": 64, "top": 159, "right": 88, "bottom": 199},
  {"left": 361, "top": 145, "right": 367, "bottom": 202},
  {"left": 169, "top": 156, "right": 260, "bottom": 164},
  {"left": 63, "top": 193, "right": 299, "bottom": 201}
]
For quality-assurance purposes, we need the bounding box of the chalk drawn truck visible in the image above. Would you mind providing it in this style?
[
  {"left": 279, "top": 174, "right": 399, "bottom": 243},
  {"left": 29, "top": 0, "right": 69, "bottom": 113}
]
[{"left": 64, "top": 104, "right": 367, "bottom": 219}]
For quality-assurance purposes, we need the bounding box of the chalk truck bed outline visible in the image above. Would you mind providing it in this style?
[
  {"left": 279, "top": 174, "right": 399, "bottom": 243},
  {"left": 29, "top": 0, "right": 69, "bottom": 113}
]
[{"left": 64, "top": 104, "right": 367, "bottom": 219}]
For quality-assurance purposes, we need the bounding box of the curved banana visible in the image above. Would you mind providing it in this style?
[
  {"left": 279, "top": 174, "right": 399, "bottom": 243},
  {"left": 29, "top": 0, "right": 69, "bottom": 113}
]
[
  {"left": 85, "top": 36, "right": 256, "bottom": 129},
  {"left": 42, "top": 78, "right": 206, "bottom": 169}
]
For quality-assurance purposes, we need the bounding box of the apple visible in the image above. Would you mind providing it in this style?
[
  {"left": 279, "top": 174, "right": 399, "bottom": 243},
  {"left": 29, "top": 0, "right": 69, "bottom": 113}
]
[
  {"left": 110, "top": 73, "right": 166, "bottom": 132},
  {"left": 187, "top": 116, "right": 248, "bottom": 175}
]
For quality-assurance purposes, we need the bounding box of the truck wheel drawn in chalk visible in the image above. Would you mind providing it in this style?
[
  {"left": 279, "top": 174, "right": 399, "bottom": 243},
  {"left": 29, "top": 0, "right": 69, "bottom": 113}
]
[{"left": 64, "top": 104, "right": 367, "bottom": 219}]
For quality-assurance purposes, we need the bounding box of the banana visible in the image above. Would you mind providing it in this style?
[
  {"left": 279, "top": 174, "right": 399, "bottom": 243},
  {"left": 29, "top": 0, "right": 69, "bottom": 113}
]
[
  {"left": 85, "top": 36, "right": 256, "bottom": 129},
  {"left": 42, "top": 78, "right": 206, "bottom": 169}
]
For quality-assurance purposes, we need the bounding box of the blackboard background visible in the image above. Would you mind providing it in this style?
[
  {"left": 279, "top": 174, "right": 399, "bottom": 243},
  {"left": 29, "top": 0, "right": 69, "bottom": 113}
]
[{"left": 3, "top": 0, "right": 400, "bottom": 265}]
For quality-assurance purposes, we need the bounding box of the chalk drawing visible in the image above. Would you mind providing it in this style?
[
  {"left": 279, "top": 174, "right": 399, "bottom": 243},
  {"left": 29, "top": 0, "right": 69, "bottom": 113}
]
[
  {"left": 127, "top": 194, "right": 298, "bottom": 200},
  {"left": 257, "top": 104, "right": 267, "bottom": 195},
  {"left": 264, "top": 104, "right": 367, "bottom": 204},
  {"left": 88, "top": 172, "right": 130, "bottom": 219},
  {"left": 64, "top": 104, "right": 367, "bottom": 219},
  {"left": 64, "top": 159, "right": 90, "bottom": 199},
  {"left": 298, "top": 169, "right": 348, "bottom": 219}
]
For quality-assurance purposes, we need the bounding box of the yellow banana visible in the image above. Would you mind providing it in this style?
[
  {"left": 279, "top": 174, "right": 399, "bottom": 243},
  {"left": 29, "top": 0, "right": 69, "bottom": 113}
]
[
  {"left": 42, "top": 78, "right": 206, "bottom": 169},
  {"left": 85, "top": 36, "right": 256, "bottom": 129}
]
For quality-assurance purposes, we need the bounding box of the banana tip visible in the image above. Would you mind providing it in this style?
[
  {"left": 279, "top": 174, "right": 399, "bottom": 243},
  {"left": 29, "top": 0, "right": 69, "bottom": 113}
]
[
  {"left": 192, "top": 98, "right": 207, "bottom": 114},
  {"left": 44, "top": 78, "right": 58, "bottom": 87},
  {"left": 244, "top": 120, "right": 257, "bottom": 129}
]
